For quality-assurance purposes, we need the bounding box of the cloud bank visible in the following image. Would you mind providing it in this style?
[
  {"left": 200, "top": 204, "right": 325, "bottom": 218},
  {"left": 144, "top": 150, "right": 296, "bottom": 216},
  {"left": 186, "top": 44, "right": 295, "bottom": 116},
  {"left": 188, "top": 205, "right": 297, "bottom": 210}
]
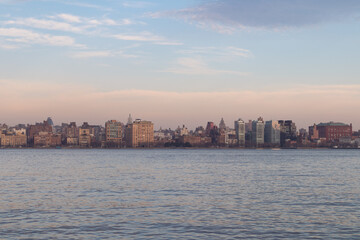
[
  {"left": 161, "top": 0, "right": 360, "bottom": 32},
  {"left": 1, "top": 79, "right": 359, "bottom": 129}
]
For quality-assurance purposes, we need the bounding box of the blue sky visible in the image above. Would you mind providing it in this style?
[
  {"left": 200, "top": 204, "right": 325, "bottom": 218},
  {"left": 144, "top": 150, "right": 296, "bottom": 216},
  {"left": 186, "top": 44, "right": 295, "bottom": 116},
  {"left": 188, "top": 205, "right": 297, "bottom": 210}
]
[{"left": 0, "top": 0, "right": 360, "bottom": 129}]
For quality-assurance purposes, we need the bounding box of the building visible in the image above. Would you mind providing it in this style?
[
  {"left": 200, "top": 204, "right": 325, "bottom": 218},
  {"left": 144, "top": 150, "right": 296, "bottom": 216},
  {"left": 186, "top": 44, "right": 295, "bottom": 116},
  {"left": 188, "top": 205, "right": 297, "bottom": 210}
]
[
  {"left": 0, "top": 132, "right": 27, "bottom": 147},
  {"left": 316, "top": 122, "right": 352, "bottom": 142},
  {"left": 105, "top": 120, "right": 123, "bottom": 147},
  {"left": 245, "top": 120, "right": 252, "bottom": 133},
  {"left": 234, "top": 118, "right": 245, "bottom": 147},
  {"left": 219, "top": 118, "right": 226, "bottom": 132},
  {"left": 278, "top": 120, "right": 297, "bottom": 146},
  {"left": 0, "top": 124, "right": 8, "bottom": 133},
  {"left": 175, "top": 125, "right": 189, "bottom": 137},
  {"left": 126, "top": 119, "right": 154, "bottom": 148},
  {"left": 194, "top": 126, "right": 205, "bottom": 137},
  {"left": 309, "top": 124, "right": 319, "bottom": 141},
  {"left": 79, "top": 123, "right": 91, "bottom": 147},
  {"left": 27, "top": 120, "right": 53, "bottom": 145},
  {"left": 65, "top": 122, "right": 78, "bottom": 145},
  {"left": 205, "top": 122, "right": 215, "bottom": 136},
  {"left": 252, "top": 117, "right": 265, "bottom": 147},
  {"left": 179, "top": 135, "right": 201, "bottom": 146},
  {"left": 264, "top": 120, "right": 281, "bottom": 146},
  {"left": 34, "top": 132, "right": 61, "bottom": 147}
]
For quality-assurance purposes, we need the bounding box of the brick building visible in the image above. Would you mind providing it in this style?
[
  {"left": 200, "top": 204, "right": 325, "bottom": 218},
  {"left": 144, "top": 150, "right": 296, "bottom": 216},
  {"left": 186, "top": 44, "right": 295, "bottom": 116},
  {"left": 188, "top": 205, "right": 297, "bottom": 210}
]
[
  {"left": 34, "top": 132, "right": 61, "bottom": 147},
  {"left": 316, "top": 122, "right": 352, "bottom": 142},
  {"left": 27, "top": 121, "right": 52, "bottom": 145}
]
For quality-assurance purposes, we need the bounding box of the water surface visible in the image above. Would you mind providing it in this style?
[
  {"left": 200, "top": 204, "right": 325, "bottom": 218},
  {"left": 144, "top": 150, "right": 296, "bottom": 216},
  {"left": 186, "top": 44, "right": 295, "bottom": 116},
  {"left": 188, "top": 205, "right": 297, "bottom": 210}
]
[{"left": 0, "top": 149, "right": 359, "bottom": 239}]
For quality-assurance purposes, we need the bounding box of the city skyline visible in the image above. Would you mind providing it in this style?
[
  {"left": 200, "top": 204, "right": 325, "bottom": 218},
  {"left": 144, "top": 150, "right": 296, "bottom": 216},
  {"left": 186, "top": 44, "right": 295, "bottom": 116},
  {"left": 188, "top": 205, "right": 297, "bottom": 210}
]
[
  {"left": 1, "top": 0, "right": 360, "bottom": 129},
  {"left": 1, "top": 117, "right": 357, "bottom": 149}
]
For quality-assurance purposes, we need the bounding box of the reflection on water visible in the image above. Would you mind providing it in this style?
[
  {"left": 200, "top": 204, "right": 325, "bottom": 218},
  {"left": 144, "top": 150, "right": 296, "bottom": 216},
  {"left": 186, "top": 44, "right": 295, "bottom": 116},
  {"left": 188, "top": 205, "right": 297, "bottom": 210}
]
[{"left": 0, "top": 149, "right": 359, "bottom": 239}]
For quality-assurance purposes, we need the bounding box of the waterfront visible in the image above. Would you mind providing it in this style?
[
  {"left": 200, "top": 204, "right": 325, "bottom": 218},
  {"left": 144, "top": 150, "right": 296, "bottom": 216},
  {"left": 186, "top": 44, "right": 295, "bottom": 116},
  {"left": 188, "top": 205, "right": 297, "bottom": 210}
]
[{"left": 0, "top": 149, "right": 359, "bottom": 239}]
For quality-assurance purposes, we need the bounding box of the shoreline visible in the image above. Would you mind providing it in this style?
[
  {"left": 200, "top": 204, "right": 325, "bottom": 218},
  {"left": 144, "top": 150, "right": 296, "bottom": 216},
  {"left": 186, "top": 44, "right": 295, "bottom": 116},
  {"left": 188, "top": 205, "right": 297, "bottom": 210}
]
[{"left": 1, "top": 147, "right": 359, "bottom": 150}]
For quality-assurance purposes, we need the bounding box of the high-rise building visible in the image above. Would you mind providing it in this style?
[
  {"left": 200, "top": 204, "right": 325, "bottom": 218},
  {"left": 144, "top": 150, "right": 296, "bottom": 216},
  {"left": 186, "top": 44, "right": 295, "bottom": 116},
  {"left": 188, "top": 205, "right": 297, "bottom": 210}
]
[
  {"left": 252, "top": 117, "right": 265, "bottom": 147},
  {"left": 234, "top": 118, "right": 245, "bottom": 146},
  {"left": 105, "top": 120, "right": 123, "bottom": 147},
  {"left": 265, "top": 120, "right": 281, "bottom": 146},
  {"left": 278, "top": 120, "right": 297, "bottom": 146},
  {"left": 205, "top": 122, "right": 215, "bottom": 136},
  {"left": 126, "top": 119, "right": 154, "bottom": 148}
]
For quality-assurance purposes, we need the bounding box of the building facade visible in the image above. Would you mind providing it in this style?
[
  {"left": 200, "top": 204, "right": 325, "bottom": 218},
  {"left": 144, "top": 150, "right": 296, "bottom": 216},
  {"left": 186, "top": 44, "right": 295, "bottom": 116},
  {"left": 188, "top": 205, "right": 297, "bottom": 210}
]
[
  {"left": 252, "top": 117, "right": 265, "bottom": 147},
  {"left": 264, "top": 120, "right": 281, "bottom": 146},
  {"left": 65, "top": 122, "right": 78, "bottom": 145},
  {"left": 34, "top": 132, "right": 61, "bottom": 147},
  {"left": 105, "top": 120, "right": 123, "bottom": 147},
  {"left": 316, "top": 122, "right": 352, "bottom": 142},
  {"left": 79, "top": 123, "right": 91, "bottom": 147},
  {"left": 126, "top": 119, "right": 154, "bottom": 148},
  {"left": 0, "top": 133, "right": 27, "bottom": 147},
  {"left": 278, "top": 120, "right": 297, "bottom": 146},
  {"left": 27, "top": 120, "right": 53, "bottom": 145},
  {"left": 234, "top": 118, "right": 246, "bottom": 147}
]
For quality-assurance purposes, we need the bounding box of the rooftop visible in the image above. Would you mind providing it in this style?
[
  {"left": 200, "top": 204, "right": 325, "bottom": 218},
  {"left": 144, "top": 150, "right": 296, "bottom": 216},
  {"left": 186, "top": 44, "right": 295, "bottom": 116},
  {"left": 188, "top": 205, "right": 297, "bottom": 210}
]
[{"left": 317, "top": 122, "right": 350, "bottom": 127}]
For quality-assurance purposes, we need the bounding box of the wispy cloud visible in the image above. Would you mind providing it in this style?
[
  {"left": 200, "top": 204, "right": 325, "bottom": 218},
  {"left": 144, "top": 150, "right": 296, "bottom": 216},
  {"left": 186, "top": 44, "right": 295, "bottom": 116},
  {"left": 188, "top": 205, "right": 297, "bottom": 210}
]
[
  {"left": 5, "top": 14, "right": 133, "bottom": 34},
  {"left": 6, "top": 18, "right": 83, "bottom": 33},
  {"left": 161, "top": 57, "right": 248, "bottom": 76},
  {"left": 0, "top": 27, "right": 83, "bottom": 47},
  {"left": 177, "top": 46, "right": 253, "bottom": 58},
  {"left": 51, "top": 0, "right": 113, "bottom": 11},
  {"left": 113, "top": 31, "right": 182, "bottom": 45},
  {"left": 56, "top": 13, "right": 81, "bottom": 23},
  {"left": 71, "top": 50, "right": 112, "bottom": 58},
  {"left": 155, "top": 0, "right": 360, "bottom": 32},
  {"left": 122, "top": 1, "right": 153, "bottom": 8},
  {"left": 53, "top": 13, "right": 124, "bottom": 26},
  {"left": 70, "top": 50, "right": 138, "bottom": 59}
]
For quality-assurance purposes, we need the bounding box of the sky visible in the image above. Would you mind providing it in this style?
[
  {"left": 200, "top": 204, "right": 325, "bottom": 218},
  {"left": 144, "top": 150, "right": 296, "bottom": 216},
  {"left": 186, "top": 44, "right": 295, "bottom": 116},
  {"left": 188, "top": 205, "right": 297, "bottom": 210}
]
[{"left": 0, "top": 0, "right": 360, "bottom": 130}]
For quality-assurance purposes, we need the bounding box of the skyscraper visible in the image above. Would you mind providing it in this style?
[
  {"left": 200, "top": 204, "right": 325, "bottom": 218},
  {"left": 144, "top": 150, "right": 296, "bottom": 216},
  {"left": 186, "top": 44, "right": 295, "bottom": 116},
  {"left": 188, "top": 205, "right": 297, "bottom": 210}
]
[
  {"left": 252, "top": 117, "right": 265, "bottom": 147},
  {"left": 278, "top": 120, "right": 297, "bottom": 147},
  {"left": 265, "top": 120, "right": 281, "bottom": 146},
  {"left": 234, "top": 118, "right": 245, "bottom": 146}
]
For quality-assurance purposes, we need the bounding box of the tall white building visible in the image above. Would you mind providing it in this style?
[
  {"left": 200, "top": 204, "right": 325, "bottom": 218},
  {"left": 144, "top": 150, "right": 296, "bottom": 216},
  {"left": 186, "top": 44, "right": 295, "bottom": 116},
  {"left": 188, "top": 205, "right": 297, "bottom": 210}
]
[
  {"left": 252, "top": 117, "right": 265, "bottom": 147},
  {"left": 234, "top": 118, "right": 245, "bottom": 146},
  {"left": 265, "top": 120, "right": 281, "bottom": 146}
]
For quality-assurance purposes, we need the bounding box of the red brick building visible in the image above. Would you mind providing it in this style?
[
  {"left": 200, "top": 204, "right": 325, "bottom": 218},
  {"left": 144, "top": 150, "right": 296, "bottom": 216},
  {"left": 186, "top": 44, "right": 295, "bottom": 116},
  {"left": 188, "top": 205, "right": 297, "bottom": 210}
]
[{"left": 316, "top": 122, "right": 352, "bottom": 142}]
